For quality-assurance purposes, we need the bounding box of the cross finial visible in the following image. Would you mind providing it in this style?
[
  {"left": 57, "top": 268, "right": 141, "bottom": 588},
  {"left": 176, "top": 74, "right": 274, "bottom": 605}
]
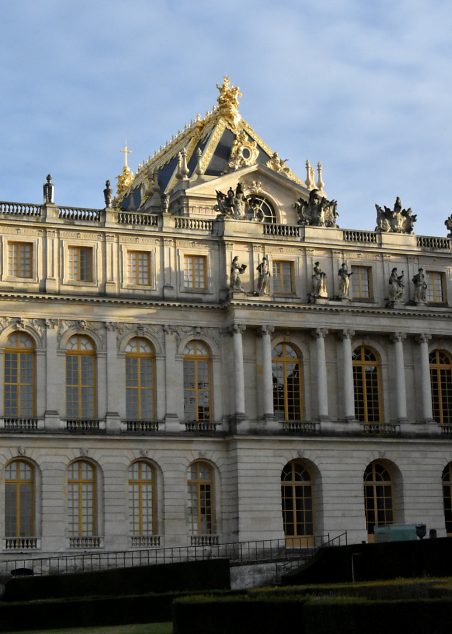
[{"left": 121, "top": 144, "right": 132, "bottom": 169}]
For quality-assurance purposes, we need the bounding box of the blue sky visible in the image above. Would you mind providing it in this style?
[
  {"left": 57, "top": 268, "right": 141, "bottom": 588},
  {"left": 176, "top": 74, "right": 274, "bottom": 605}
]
[{"left": 1, "top": 0, "right": 451, "bottom": 235}]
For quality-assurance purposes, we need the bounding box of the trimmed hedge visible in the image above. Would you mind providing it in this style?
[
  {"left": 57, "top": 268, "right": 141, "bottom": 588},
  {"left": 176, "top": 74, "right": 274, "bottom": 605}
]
[
  {"left": 173, "top": 594, "right": 452, "bottom": 634},
  {"left": 3, "top": 558, "right": 230, "bottom": 602}
]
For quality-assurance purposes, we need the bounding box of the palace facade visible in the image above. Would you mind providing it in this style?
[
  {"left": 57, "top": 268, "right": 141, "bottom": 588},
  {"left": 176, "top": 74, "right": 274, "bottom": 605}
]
[{"left": 1, "top": 78, "right": 452, "bottom": 559}]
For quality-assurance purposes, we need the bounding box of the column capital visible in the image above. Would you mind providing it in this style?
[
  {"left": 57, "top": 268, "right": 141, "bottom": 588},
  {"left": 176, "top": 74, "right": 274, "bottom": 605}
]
[
  {"left": 389, "top": 332, "right": 407, "bottom": 343},
  {"left": 259, "top": 325, "right": 275, "bottom": 337},
  {"left": 229, "top": 323, "right": 246, "bottom": 335},
  {"left": 312, "top": 328, "right": 328, "bottom": 339},
  {"left": 338, "top": 329, "right": 355, "bottom": 341},
  {"left": 415, "top": 333, "right": 432, "bottom": 345}
]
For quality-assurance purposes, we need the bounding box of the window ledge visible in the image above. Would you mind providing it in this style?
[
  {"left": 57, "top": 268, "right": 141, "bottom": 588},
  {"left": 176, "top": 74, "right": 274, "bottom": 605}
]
[
  {"left": 190, "top": 535, "right": 219, "bottom": 546},
  {"left": 68, "top": 536, "right": 103, "bottom": 549},
  {"left": 3, "top": 537, "right": 41, "bottom": 551}
]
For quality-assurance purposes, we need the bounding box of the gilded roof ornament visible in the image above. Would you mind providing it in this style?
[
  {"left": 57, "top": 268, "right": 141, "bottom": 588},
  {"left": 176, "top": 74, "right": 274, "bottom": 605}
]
[
  {"left": 114, "top": 145, "right": 134, "bottom": 205},
  {"left": 216, "top": 76, "right": 242, "bottom": 127}
]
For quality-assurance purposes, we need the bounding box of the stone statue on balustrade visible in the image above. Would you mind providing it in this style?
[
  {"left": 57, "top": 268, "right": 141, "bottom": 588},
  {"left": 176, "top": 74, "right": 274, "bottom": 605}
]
[
  {"left": 375, "top": 197, "right": 416, "bottom": 233},
  {"left": 103, "top": 180, "right": 113, "bottom": 208},
  {"left": 412, "top": 268, "right": 427, "bottom": 304},
  {"left": 338, "top": 263, "right": 353, "bottom": 300},
  {"left": 255, "top": 255, "right": 270, "bottom": 296},
  {"left": 43, "top": 174, "right": 55, "bottom": 204},
  {"left": 215, "top": 182, "right": 247, "bottom": 219},
  {"left": 387, "top": 267, "right": 404, "bottom": 306},
  {"left": 309, "top": 261, "right": 328, "bottom": 302},
  {"left": 230, "top": 256, "right": 247, "bottom": 293},
  {"left": 294, "top": 189, "right": 338, "bottom": 228},
  {"left": 445, "top": 214, "right": 452, "bottom": 238}
]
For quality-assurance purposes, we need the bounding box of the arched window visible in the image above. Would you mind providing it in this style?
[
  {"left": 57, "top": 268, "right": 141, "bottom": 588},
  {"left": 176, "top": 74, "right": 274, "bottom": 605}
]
[
  {"left": 363, "top": 462, "right": 393, "bottom": 536},
  {"left": 125, "top": 338, "right": 156, "bottom": 420},
  {"left": 5, "top": 460, "right": 35, "bottom": 543},
  {"left": 272, "top": 343, "right": 303, "bottom": 421},
  {"left": 352, "top": 345, "right": 383, "bottom": 422},
  {"left": 67, "top": 460, "right": 97, "bottom": 545},
  {"left": 188, "top": 461, "right": 215, "bottom": 538},
  {"left": 248, "top": 196, "right": 276, "bottom": 223},
  {"left": 66, "top": 335, "right": 97, "bottom": 419},
  {"left": 430, "top": 350, "right": 452, "bottom": 425},
  {"left": 281, "top": 461, "right": 313, "bottom": 547},
  {"left": 183, "top": 341, "right": 212, "bottom": 422},
  {"left": 442, "top": 463, "right": 452, "bottom": 536},
  {"left": 129, "top": 460, "right": 157, "bottom": 546},
  {"left": 4, "top": 332, "right": 36, "bottom": 417}
]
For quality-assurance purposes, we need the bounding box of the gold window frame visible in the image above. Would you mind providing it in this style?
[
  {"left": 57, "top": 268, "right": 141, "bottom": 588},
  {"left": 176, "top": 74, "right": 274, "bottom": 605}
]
[
  {"left": 5, "top": 459, "right": 36, "bottom": 538},
  {"left": 125, "top": 337, "right": 156, "bottom": 420},
  {"left": 128, "top": 460, "right": 157, "bottom": 536},
  {"left": 352, "top": 345, "right": 383, "bottom": 423},
  {"left": 65, "top": 335, "right": 97, "bottom": 419},
  {"left": 183, "top": 341, "right": 212, "bottom": 422},
  {"left": 67, "top": 460, "right": 97, "bottom": 537},
  {"left": 3, "top": 332, "right": 36, "bottom": 417},
  {"left": 429, "top": 349, "right": 452, "bottom": 425},
  {"left": 8, "top": 241, "right": 33, "bottom": 279},
  {"left": 272, "top": 260, "right": 295, "bottom": 295},
  {"left": 183, "top": 255, "right": 208, "bottom": 290},
  {"left": 272, "top": 342, "right": 304, "bottom": 421},
  {"left": 187, "top": 460, "right": 215, "bottom": 536}
]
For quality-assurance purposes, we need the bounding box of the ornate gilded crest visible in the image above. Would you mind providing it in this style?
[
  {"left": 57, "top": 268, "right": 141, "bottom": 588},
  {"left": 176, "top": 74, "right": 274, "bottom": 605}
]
[{"left": 228, "top": 130, "right": 259, "bottom": 170}]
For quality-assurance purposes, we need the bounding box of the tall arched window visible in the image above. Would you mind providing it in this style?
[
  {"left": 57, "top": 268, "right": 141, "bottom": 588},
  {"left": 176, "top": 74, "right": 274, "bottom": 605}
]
[
  {"left": 272, "top": 343, "right": 303, "bottom": 421},
  {"left": 4, "top": 332, "right": 36, "bottom": 417},
  {"left": 5, "top": 459, "right": 36, "bottom": 544},
  {"left": 66, "top": 335, "right": 97, "bottom": 419},
  {"left": 188, "top": 461, "right": 215, "bottom": 538},
  {"left": 442, "top": 463, "right": 452, "bottom": 536},
  {"left": 364, "top": 462, "right": 393, "bottom": 536},
  {"left": 129, "top": 460, "right": 157, "bottom": 546},
  {"left": 183, "top": 341, "right": 212, "bottom": 422},
  {"left": 352, "top": 345, "right": 383, "bottom": 422},
  {"left": 125, "top": 338, "right": 156, "bottom": 420},
  {"left": 281, "top": 461, "right": 313, "bottom": 547},
  {"left": 67, "top": 460, "right": 97, "bottom": 545},
  {"left": 430, "top": 350, "right": 452, "bottom": 425}
]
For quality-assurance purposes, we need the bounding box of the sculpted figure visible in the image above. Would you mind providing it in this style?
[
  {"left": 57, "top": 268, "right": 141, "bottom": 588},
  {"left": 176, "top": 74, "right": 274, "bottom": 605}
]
[
  {"left": 338, "top": 263, "right": 353, "bottom": 299},
  {"left": 295, "top": 189, "right": 338, "bottom": 227},
  {"left": 43, "top": 174, "right": 55, "bottom": 204},
  {"left": 445, "top": 214, "right": 452, "bottom": 238},
  {"left": 215, "top": 182, "right": 247, "bottom": 218},
  {"left": 103, "top": 180, "right": 113, "bottom": 208},
  {"left": 388, "top": 268, "right": 404, "bottom": 303},
  {"left": 375, "top": 198, "right": 417, "bottom": 233},
  {"left": 312, "top": 261, "right": 328, "bottom": 299},
  {"left": 412, "top": 268, "right": 427, "bottom": 303},
  {"left": 256, "top": 255, "right": 270, "bottom": 295},
  {"left": 230, "top": 256, "right": 247, "bottom": 291}
]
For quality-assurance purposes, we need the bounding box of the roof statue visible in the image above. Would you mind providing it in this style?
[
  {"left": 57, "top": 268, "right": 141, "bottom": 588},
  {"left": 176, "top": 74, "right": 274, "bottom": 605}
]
[
  {"left": 216, "top": 75, "right": 242, "bottom": 126},
  {"left": 375, "top": 197, "right": 417, "bottom": 234},
  {"left": 114, "top": 145, "right": 134, "bottom": 207},
  {"left": 295, "top": 188, "right": 338, "bottom": 228}
]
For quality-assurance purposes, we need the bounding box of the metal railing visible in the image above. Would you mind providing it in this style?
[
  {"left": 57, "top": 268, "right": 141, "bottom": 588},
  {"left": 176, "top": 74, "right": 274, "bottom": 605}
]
[
  {"left": 0, "top": 534, "right": 346, "bottom": 577},
  {"left": 275, "top": 531, "right": 348, "bottom": 580}
]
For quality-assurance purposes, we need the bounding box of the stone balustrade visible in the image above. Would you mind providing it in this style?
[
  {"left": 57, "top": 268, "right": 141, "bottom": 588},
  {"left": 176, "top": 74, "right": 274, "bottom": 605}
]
[
  {"left": 4, "top": 537, "right": 40, "bottom": 550},
  {"left": 59, "top": 206, "right": 102, "bottom": 221},
  {"left": 0, "top": 201, "right": 42, "bottom": 216},
  {"left": 68, "top": 536, "right": 103, "bottom": 549},
  {"left": 125, "top": 420, "right": 159, "bottom": 432},
  {"left": 130, "top": 535, "right": 161, "bottom": 548}
]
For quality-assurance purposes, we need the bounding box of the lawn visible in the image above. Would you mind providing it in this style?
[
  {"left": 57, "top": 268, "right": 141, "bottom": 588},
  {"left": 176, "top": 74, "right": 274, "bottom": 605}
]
[{"left": 3, "top": 623, "right": 172, "bottom": 634}]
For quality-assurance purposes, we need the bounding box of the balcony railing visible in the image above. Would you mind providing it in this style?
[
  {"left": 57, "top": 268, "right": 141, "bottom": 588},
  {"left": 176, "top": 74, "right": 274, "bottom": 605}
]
[
  {"left": 3, "top": 537, "right": 40, "bottom": 550},
  {"left": 185, "top": 421, "right": 218, "bottom": 432},
  {"left": 441, "top": 425, "right": 452, "bottom": 436},
  {"left": 263, "top": 223, "right": 301, "bottom": 238},
  {"left": 174, "top": 217, "right": 213, "bottom": 232},
  {"left": 58, "top": 206, "right": 102, "bottom": 221},
  {"left": 68, "top": 536, "right": 103, "bottom": 549},
  {"left": 361, "top": 422, "right": 401, "bottom": 435},
  {"left": 190, "top": 535, "right": 219, "bottom": 547},
  {"left": 281, "top": 421, "right": 320, "bottom": 434},
  {"left": 118, "top": 211, "right": 159, "bottom": 226},
  {"left": 343, "top": 229, "right": 378, "bottom": 243},
  {"left": 417, "top": 236, "right": 452, "bottom": 250},
  {"left": 65, "top": 419, "right": 104, "bottom": 433},
  {"left": 0, "top": 201, "right": 43, "bottom": 216},
  {"left": 125, "top": 420, "right": 159, "bottom": 433},
  {"left": 130, "top": 535, "right": 161, "bottom": 548},
  {"left": 1, "top": 417, "right": 42, "bottom": 432}
]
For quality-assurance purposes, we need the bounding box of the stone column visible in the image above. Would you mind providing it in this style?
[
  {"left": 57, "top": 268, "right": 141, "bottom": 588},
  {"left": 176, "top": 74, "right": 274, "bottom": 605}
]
[
  {"left": 105, "top": 323, "right": 121, "bottom": 434},
  {"left": 313, "top": 329, "right": 329, "bottom": 421},
  {"left": 390, "top": 333, "right": 407, "bottom": 422},
  {"left": 230, "top": 324, "right": 246, "bottom": 420},
  {"left": 416, "top": 334, "right": 433, "bottom": 422},
  {"left": 338, "top": 330, "right": 355, "bottom": 421},
  {"left": 259, "top": 326, "right": 275, "bottom": 420}
]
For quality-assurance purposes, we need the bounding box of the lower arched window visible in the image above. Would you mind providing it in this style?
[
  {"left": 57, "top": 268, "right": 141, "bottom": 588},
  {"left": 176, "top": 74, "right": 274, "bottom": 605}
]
[
  {"left": 352, "top": 345, "right": 383, "bottom": 423},
  {"left": 363, "top": 462, "right": 393, "bottom": 537},
  {"left": 430, "top": 350, "right": 452, "bottom": 425},
  {"left": 188, "top": 461, "right": 216, "bottom": 541},
  {"left": 129, "top": 460, "right": 157, "bottom": 546},
  {"left": 183, "top": 341, "right": 212, "bottom": 423},
  {"left": 281, "top": 461, "right": 313, "bottom": 546},
  {"left": 272, "top": 343, "right": 303, "bottom": 421},
  {"left": 67, "top": 460, "right": 98, "bottom": 547},
  {"left": 5, "top": 459, "right": 36, "bottom": 547},
  {"left": 442, "top": 463, "right": 452, "bottom": 536}
]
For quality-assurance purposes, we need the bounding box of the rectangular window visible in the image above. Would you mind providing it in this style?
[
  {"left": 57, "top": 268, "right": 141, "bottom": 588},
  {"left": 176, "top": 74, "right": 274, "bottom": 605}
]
[
  {"left": 8, "top": 242, "right": 33, "bottom": 278},
  {"left": 272, "top": 261, "right": 294, "bottom": 294},
  {"left": 351, "top": 266, "right": 373, "bottom": 299},
  {"left": 128, "top": 251, "right": 151, "bottom": 286},
  {"left": 184, "top": 255, "right": 207, "bottom": 290},
  {"left": 427, "top": 271, "right": 446, "bottom": 303},
  {"left": 68, "top": 246, "right": 93, "bottom": 282}
]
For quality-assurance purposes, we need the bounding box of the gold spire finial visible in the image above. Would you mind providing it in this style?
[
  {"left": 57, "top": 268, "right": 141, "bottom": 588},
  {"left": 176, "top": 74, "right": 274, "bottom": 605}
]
[{"left": 216, "top": 76, "right": 242, "bottom": 122}]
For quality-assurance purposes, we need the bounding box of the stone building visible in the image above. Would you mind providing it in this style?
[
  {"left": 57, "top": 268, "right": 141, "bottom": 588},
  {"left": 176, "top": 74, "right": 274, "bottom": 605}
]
[{"left": 1, "top": 78, "right": 452, "bottom": 560}]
